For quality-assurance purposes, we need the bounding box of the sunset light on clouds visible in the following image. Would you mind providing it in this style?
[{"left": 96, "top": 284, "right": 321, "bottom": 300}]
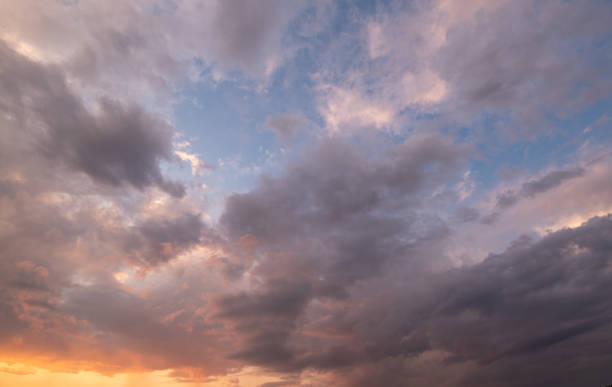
[{"left": 1, "top": 0, "right": 612, "bottom": 386}]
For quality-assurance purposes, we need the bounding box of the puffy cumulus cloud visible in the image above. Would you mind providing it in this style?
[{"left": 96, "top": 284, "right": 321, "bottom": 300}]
[
  {"left": 123, "top": 212, "right": 216, "bottom": 266},
  {"left": 214, "top": 134, "right": 470, "bottom": 369},
  {"left": 0, "top": 41, "right": 184, "bottom": 197}
]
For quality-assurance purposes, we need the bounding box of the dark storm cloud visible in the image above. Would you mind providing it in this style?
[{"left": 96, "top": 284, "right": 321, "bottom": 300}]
[{"left": 0, "top": 40, "right": 184, "bottom": 197}]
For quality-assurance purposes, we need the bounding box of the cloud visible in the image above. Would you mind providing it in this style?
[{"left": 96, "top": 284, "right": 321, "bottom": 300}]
[
  {"left": 520, "top": 167, "right": 585, "bottom": 197},
  {"left": 265, "top": 113, "right": 304, "bottom": 143},
  {"left": 215, "top": 134, "right": 469, "bottom": 369},
  {"left": 0, "top": 0, "right": 307, "bottom": 102},
  {"left": 1, "top": 1, "right": 612, "bottom": 385},
  {"left": 313, "top": 0, "right": 612, "bottom": 137},
  {"left": 210, "top": 136, "right": 612, "bottom": 385},
  {"left": 492, "top": 167, "right": 585, "bottom": 212},
  {"left": 124, "top": 213, "right": 213, "bottom": 266},
  {"left": 210, "top": 0, "right": 300, "bottom": 73},
  {"left": 0, "top": 41, "right": 184, "bottom": 197},
  {"left": 295, "top": 214, "right": 612, "bottom": 387},
  {"left": 1, "top": 116, "right": 611, "bottom": 386},
  {"left": 175, "top": 150, "right": 212, "bottom": 176},
  {"left": 432, "top": 0, "right": 612, "bottom": 135},
  {"left": 317, "top": 85, "right": 394, "bottom": 133}
]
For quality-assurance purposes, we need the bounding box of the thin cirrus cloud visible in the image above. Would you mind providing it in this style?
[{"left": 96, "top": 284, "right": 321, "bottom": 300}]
[{"left": 1, "top": 0, "right": 612, "bottom": 387}]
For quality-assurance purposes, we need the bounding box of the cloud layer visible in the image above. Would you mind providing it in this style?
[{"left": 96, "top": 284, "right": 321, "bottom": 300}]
[{"left": 1, "top": 0, "right": 612, "bottom": 386}]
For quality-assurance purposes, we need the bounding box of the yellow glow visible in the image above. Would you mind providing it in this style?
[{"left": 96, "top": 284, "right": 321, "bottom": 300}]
[
  {"left": 175, "top": 150, "right": 206, "bottom": 175},
  {"left": 534, "top": 206, "right": 612, "bottom": 235},
  {"left": 0, "top": 363, "right": 302, "bottom": 387},
  {"left": 113, "top": 271, "right": 129, "bottom": 283},
  {"left": 1, "top": 34, "right": 46, "bottom": 62}
]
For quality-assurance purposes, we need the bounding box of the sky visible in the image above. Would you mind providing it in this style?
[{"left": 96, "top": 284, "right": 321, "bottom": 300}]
[{"left": 1, "top": 0, "right": 612, "bottom": 386}]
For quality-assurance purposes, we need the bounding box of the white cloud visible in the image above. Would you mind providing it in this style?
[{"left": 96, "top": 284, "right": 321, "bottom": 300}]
[
  {"left": 175, "top": 150, "right": 209, "bottom": 176},
  {"left": 318, "top": 85, "right": 394, "bottom": 133}
]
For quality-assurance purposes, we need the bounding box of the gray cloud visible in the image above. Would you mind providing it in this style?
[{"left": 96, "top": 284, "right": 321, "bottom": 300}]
[
  {"left": 0, "top": 43, "right": 219, "bottom": 370},
  {"left": 265, "top": 113, "right": 304, "bottom": 143},
  {"left": 306, "top": 215, "right": 612, "bottom": 387},
  {"left": 216, "top": 134, "right": 468, "bottom": 370},
  {"left": 123, "top": 213, "right": 214, "bottom": 266},
  {"left": 520, "top": 167, "right": 585, "bottom": 197},
  {"left": 217, "top": 280, "right": 312, "bottom": 370},
  {"left": 0, "top": 0, "right": 306, "bottom": 102},
  {"left": 1, "top": 1, "right": 612, "bottom": 384},
  {"left": 213, "top": 134, "right": 612, "bottom": 386},
  {"left": 434, "top": 0, "right": 612, "bottom": 136},
  {"left": 0, "top": 176, "right": 226, "bottom": 372},
  {"left": 493, "top": 167, "right": 585, "bottom": 212},
  {"left": 0, "top": 41, "right": 184, "bottom": 197},
  {"left": 211, "top": 0, "right": 299, "bottom": 71},
  {"left": 1, "top": 113, "right": 611, "bottom": 386},
  {"left": 318, "top": 0, "right": 612, "bottom": 139}
]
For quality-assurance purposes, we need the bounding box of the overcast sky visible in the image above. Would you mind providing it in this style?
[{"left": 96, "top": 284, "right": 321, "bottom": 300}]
[{"left": 1, "top": 1, "right": 612, "bottom": 386}]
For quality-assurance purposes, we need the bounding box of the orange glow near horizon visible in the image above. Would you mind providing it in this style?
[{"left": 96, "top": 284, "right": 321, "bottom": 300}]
[{"left": 0, "top": 362, "right": 299, "bottom": 387}]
